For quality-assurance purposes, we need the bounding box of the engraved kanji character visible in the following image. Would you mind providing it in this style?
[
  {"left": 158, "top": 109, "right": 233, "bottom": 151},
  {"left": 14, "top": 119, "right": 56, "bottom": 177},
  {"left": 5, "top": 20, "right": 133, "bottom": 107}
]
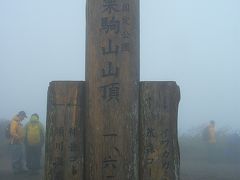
[
  {"left": 122, "top": 16, "right": 130, "bottom": 25},
  {"left": 121, "top": 42, "right": 130, "bottom": 52},
  {"left": 102, "top": 39, "right": 119, "bottom": 55},
  {"left": 160, "top": 129, "right": 169, "bottom": 139},
  {"left": 56, "top": 127, "right": 65, "bottom": 137},
  {"left": 68, "top": 142, "right": 80, "bottom": 152},
  {"left": 102, "top": 156, "right": 117, "bottom": 179},
  {"left": 100, "top": 83, "right": 120, "bottom": 102},
  {"left": 101, "top": 16, "right": 120, "bottom": 34},
  {"left": 145, "top": 143, "right": 155, "bottom": 154},
  {"left": 103, "top": 133, "right": 121, "bottom": 156},
  {"left": 55, "top": 142, "right": 64, "bottom": 151},
  {"left": 102, "top": 0, "right": 119, "bottom": 14},
  {"left": 49, "top": 127, "right": 54, "bottom": 136},
  {"left": 146, "top": 97, "right": 152, "bottom": 107},
  {"left": 146, "top": 128, "right": 156, "bottom": 138},
  {"left": 147, "top": 158, "right": 154, "bottom": 165},
  {"left": 69, "top": 127, "right": 76, "bottom": 137},
  {"left": 162, "top": 150, "right": 170, "bottom": 158},
  {"left": 103, "top": 133, "right": 118, "bottom": 137},
  {"left": 69, "top": 156, "right": 78, "bottom": 161},
  {"left": 54, "top": 172, "right": 64, "bottom": 180},
  {"left": 102, "top": 62, "right": 119, "bottom": 77},
  {"left": 72, "top": 165, "right": 77, "bottom": 176},
  {"left": 122, "top": 3, "right": 130, "bottom": 12},
  {"left": 121, "top": 31, "right": 130, "bottom": 39},
  {"left": 162, "top": 161, "right": 170, "bottom": 170},
  {"left": 103, "top": 133, "right": 118, "bottom": 143},
  {"left": 52, "top": 158, "right": 64, "bottom": 180},
  {"left": 52, "top": 157, "right": 63, "bottom": 168},
  {"left": 161, "top": 140, "right": 170, "bottom": 147},
  {"left": 148, "top": 167, "right": 152, "bottom": 177},
  {"left": 103, "top": 156, "right": 117, "bottom": 169}
]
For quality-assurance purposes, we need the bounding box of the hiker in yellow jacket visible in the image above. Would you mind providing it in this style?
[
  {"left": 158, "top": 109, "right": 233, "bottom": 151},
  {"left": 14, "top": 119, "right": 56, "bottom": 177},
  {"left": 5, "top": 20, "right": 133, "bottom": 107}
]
[
  {"left": 9, "top": 111, "right": 27, "bottom": 174},
  {"left": 24, "top": 113, "right": 44, "bottom": 174},
  {"left": 207, "top": 120, "right": 216, "bottom": 144},
  {"left": 206, "top": 120, "right": 217, "bottom": 162}
]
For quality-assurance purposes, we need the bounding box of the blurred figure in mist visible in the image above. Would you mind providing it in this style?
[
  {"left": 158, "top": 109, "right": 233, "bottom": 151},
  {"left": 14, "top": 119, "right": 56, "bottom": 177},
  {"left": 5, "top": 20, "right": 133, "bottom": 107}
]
[
  {"left": 24, "top": 113, "right": 44, "bottom": 174},
  {"left": 202, "top": 120, "right": 216, "bottom": 162},
  {"left": 207, "top": 120, "right": 216, "bottom": 144},
  {"left": 9, "top": 111, "right": 27, "bottom": 174}
]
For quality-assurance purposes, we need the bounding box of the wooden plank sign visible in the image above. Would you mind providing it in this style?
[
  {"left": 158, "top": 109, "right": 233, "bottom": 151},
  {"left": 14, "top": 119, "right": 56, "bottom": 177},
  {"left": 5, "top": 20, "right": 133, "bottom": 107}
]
[
  {"left": 140, "top": 81, "right": 180, "bottom": 180},
  {"left": 45, "top": 81, "right": 85, "bottom": 180}
]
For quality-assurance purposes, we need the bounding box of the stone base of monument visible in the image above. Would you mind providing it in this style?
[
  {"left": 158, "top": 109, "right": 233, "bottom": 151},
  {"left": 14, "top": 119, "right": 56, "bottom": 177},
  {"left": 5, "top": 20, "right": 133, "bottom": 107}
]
[{"left": 44, "top": 81, "right": 180, "bottom": 180}]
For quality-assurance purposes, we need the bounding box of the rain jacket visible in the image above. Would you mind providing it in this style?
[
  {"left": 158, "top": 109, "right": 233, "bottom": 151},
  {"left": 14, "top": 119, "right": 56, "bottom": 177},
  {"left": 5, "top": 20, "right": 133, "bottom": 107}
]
[
  {"left": 208, "top": 124, "right": 216, "bottom": 144},
  {"left": 25, "top": 115, "right": 44, "bottom": 146},
  {"left": 10, "top": 115, "right": 25, "bottom": 144}
]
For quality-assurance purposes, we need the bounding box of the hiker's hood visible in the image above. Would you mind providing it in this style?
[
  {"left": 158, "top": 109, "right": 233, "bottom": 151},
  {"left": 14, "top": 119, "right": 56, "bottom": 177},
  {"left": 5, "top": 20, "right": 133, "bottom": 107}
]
[
  {"left": 30, "top": 115, "right": 39, "bottom": 123},
  {"left": 12, "top": 115, "right": 21, "bottom": 122}
]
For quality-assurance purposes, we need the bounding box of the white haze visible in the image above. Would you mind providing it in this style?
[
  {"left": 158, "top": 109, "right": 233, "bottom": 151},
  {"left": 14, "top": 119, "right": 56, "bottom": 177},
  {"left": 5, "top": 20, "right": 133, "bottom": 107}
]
[{"left": 0, "top": 0, "right": 239, "bottom": 133}]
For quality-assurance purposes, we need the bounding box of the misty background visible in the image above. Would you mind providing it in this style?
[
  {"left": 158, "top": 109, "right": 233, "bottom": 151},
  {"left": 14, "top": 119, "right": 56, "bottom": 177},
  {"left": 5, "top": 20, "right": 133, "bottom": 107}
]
[{"left": 0, "top": 0, "right": 239, "bottom": 133}]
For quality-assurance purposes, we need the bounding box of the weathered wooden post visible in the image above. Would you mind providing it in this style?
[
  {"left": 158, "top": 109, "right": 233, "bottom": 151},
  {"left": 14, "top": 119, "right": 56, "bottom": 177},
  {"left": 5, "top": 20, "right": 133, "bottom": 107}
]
[
  {"left": 45, "top": 1, "right": 181, "bottom": 179},
  {"left": 45, "top": 81, "right": 85, "bottom": 180},
  {"left": 139, "top": 81, "right": 180, "bottom": 180},
  {"left": 85, "top": 0, "right": 140, "bottom": 179}
]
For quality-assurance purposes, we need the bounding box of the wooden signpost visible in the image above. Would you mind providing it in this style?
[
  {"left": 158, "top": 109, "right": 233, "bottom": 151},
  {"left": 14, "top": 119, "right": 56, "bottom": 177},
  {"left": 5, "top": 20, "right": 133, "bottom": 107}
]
[
  {"left": 85, "top": 0, "right": 139, "bottom": 179},
  {"left": 45, "top": 81, "right": 85, "bottom": 180},
  {"left": 139, "top": 82, "right": 180, "bottom": 180},
  {"left": 45, "top": 1, "right": 180, "bottom": 180}
]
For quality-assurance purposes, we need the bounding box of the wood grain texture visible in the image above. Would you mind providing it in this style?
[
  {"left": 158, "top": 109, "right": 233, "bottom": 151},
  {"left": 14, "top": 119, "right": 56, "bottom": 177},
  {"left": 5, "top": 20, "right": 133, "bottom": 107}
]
[
  {"left": 139, "top": 81, "right": 180, "bottom": 180},
  {"left": 45, "top": 81, "right": 85, "bottom": 180},
  {"left": 85, "top": 0, "right": 140, "bottom": 179}
]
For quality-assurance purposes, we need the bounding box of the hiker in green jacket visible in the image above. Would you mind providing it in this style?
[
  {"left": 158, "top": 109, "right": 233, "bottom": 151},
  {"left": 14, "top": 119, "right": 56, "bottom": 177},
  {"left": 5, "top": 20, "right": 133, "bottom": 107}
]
[{"left": 24, "top": 113, "right": 44, "bottom": 174}]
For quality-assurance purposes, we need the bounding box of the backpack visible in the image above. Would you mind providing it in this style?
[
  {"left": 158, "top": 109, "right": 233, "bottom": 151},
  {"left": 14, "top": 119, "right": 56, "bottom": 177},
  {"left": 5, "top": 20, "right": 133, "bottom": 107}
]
[
  {"left": 26, "top": 122, "right": 42, "bottom": 145},
  {"left": 5, "top": 123, "right": 11, "bottom": 139}
]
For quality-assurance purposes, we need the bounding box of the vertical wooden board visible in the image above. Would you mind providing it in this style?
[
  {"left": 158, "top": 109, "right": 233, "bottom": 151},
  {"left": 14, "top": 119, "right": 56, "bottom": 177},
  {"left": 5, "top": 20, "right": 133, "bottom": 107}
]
[
  {"left": 85, "top": 0, "right": 140, "bottom": 179},
  {"left": 139, "top": 81, "right": 180, "bottom": 180},
  {"left": 45, "top": 81, "right": 85, "bottom": 180}
]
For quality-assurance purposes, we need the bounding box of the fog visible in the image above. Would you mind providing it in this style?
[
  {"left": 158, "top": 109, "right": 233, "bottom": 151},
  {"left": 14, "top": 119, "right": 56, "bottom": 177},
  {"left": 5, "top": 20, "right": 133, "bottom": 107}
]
[{"left": 0, "top": 0, "right": 240, "bottom": 133}]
